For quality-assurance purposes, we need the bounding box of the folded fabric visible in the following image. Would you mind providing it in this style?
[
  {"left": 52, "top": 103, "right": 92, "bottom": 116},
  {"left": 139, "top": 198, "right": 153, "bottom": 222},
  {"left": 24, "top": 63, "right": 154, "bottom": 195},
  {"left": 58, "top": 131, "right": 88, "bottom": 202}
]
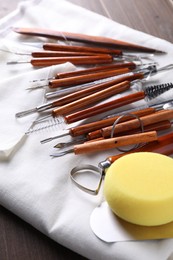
[{"left": 1, "top": 0, "right": 173, "bottom": 259}]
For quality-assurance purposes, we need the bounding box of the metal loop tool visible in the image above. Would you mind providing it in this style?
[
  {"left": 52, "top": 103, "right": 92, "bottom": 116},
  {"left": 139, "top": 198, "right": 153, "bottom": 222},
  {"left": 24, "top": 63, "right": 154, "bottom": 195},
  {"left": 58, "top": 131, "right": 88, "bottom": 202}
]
[{"left": 70, "top": 113, "right": 144, "bottom": 195}]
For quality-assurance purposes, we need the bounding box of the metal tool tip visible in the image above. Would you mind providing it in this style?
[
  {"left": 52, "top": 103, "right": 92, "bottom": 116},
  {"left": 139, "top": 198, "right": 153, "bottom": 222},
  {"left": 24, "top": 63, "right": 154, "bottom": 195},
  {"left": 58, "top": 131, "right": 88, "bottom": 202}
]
[
  {"left": 54, "top": 144, "right": 61, "bottom": 148},
  {"left": 26, "top": 85, "right": 47, "bottom": 90},
  {"left": 7, "top": 61, "right": 18, "bottom": 65},
  {"left": 15, "top": 108, "right": 37, "bottom": 118},
  {"left": 155, "top": 50, "right": 167, "bottom": 54},
  {"left": 40, "top": 138, "right": 53, "bottom": 144}
]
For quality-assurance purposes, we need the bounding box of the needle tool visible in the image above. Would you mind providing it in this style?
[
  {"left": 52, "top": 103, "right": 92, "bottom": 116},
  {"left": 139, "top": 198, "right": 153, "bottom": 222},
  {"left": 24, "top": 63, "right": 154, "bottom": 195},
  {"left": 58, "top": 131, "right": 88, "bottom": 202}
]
[
  {"left": 50, "top": 131, "right": 158, "bottom": 157},
  {"left": 70, "top": 132, "right": 173, "bottom": 195},
  {"left": 13, "top": 27, "right": 165, "bottom": 53},
  {"left": 6, "top": 50, "right": 154, "bottom": 67},
  {"left": 7, "top": 54, "right": 115, "bottom": 66}
]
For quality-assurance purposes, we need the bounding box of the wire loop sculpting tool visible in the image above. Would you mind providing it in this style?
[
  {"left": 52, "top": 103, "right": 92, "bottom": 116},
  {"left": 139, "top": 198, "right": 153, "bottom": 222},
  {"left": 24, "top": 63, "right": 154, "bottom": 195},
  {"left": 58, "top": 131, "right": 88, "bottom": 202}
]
[
  {"left": 40, "top": 107, "right": 156, "bottom": 144},
  {"left": 70, "top": 132, "right": 173, "bottom": 195},
  {"left": 96, "top": 109, "right": 173, "bottom": 139},
  {"left": 55, "top": 120, "right": 173, "bottom": 149},
  {"left": 29, "top": 94, "right": 173, "bottom": 135}
]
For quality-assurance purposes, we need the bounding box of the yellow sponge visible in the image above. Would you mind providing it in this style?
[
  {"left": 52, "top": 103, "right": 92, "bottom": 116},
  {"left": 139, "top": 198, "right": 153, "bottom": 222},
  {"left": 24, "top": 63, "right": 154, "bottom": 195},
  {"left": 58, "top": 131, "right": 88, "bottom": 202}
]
[{"left": 104, "top": 152, "right": 173, "bottom": 226}]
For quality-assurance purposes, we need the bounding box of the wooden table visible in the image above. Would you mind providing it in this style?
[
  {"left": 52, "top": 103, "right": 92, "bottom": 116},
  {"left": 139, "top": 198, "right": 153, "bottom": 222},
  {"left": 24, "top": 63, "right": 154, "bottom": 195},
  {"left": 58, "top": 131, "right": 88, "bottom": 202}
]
[{"left": 0, "top": 0, "right": 173, "bottom": 259}]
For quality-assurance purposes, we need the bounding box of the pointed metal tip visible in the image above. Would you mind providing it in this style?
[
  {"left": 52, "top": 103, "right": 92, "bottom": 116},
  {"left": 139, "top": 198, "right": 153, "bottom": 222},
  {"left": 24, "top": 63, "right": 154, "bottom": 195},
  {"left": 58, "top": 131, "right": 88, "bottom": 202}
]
[
  {"left": 7, "top": 61, "right": 19, "bottom": 65},
  {"left": 7, "top": 60, "right": 29, "bottom": 65},
  {"left": 54, "top": 144, "right": 61, "bottom": 148},
  {"left": 40, "top": 132, "right": 69, "bottom": 144},
  {"left": 15, "top": 108, "right": 37, "bottom": 118},
  {"left": 40, "top": 137, "right": 54, "bottom": 144},
  {"left": 50, "top": 149, "right": 73, "bottom": 157},
  {"left": 155, "top": 50, "right": 167, "bottom": 54},
  {"left": 33, "top": 115, "right": 52, "bottom": 123},
  {"left": 26, "top": 85, "right": 47, "bottom": 90}
]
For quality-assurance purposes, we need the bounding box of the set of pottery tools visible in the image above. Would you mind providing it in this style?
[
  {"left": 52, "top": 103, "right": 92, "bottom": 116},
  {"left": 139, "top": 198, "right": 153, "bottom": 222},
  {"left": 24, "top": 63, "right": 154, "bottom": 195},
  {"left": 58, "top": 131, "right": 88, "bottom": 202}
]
[{"left": 11, "top": 27, "right": 173, "bottom": 158}]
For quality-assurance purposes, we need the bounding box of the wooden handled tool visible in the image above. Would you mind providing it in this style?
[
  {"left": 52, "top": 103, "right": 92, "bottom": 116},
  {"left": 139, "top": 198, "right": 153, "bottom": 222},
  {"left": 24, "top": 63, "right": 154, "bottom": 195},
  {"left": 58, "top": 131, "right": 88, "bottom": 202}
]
[
  {"left": 100, "top": 110, "right": 173, "bottom": 138},
  {"left": 67, "top": 107, "right": 156, "bottom": 137},
  {"left": 40, "top": 107, "right": 156, "bottom": 144},
  {"left": 51, "top": 131, "right": 158, "bottom": 157},
  {"left": 49, "top": 67, "right": 132, "bottom": 88},
  {"left": 64, "top": 91, "right": 146, "bottom": 124},
  {"left": 74, "top": 131, "right": 157, "bottom": 154},
  {"left": 43, "top": 43, "right": 122, "bottom": 55},
  {"left": 107, "top": 132, "right": 173, "bottom": 163},
  {"left": 31, "top": 50, "right": 106, "bottom": 58},
  {"left": 16, "top": 73, "right": 143, "bottom": 118},
  {"left": 13, "top": 27, "right": 165, "bottom": 53},
  {"left": 30, "top": 54, "right": 113, "bottom": 67},
  {"left": 87, "top": 120, "right": 172, "bottom": 140},
  {"left": 55, "top": 62, "right": 137, "bottom": 79},
  {"left": 51, "top": 81, "right": 130, "bottom": 116}
]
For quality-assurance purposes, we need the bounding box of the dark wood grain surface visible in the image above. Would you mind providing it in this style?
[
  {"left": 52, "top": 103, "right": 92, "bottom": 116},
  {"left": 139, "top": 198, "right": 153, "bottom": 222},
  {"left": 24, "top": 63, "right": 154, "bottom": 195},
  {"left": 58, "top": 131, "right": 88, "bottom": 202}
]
[{"left": 0, "top": 0, "right": 173, "bottom": 259}]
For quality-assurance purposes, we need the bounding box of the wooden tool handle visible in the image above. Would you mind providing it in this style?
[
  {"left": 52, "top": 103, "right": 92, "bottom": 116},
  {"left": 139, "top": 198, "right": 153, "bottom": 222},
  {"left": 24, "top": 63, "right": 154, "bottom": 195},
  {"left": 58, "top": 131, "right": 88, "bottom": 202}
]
[
  {"left": 52, "top": 81, "right": 130, "bottom": 116},
  {"left": 49, "top": 68, "right": 131, "bottom": 88},
  {"left": 56, "top": 62, "right": 136, "bottom": 79},
  {"left": 102, "top": 110, "right": 173, "bottom": 138},
  {"left": 30, "top": 55, "right": 113, "bottom": 67},
  {"left": 31, "top": 51, "right": 101, "bottom": 58},
  {"left": 88, "top": 119, "right": 170, "bottom": 140},
  {"left": 74, "top": 131, "right": 157, "bottom": 154},
  {"left": 108, "top": 132, "right": 173, "bottom": 163},
  {"left": 51, "top": 72, "right": 143, "bottom": 107},
  {"left": 117, "top": 120, "right": 172, "bottom": 136},
  {"left": 70, "top": 107, "right": 156, "bottom": 137},
  {"left": 13, "top": 27, "right": 164, "bottom": 53},
  {"left": 43, "top": 43, "right": 122, "bottom": 55},
  {"left": 65, "top": 91, "right": 146, "bottom": 124}
]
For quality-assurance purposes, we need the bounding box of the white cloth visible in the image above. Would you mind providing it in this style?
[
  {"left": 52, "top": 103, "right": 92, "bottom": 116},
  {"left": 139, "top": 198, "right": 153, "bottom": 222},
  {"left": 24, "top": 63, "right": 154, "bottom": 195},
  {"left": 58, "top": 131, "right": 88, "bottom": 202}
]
[{"left": 1, "top": 0, "right": 173, "bottom": 259}]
